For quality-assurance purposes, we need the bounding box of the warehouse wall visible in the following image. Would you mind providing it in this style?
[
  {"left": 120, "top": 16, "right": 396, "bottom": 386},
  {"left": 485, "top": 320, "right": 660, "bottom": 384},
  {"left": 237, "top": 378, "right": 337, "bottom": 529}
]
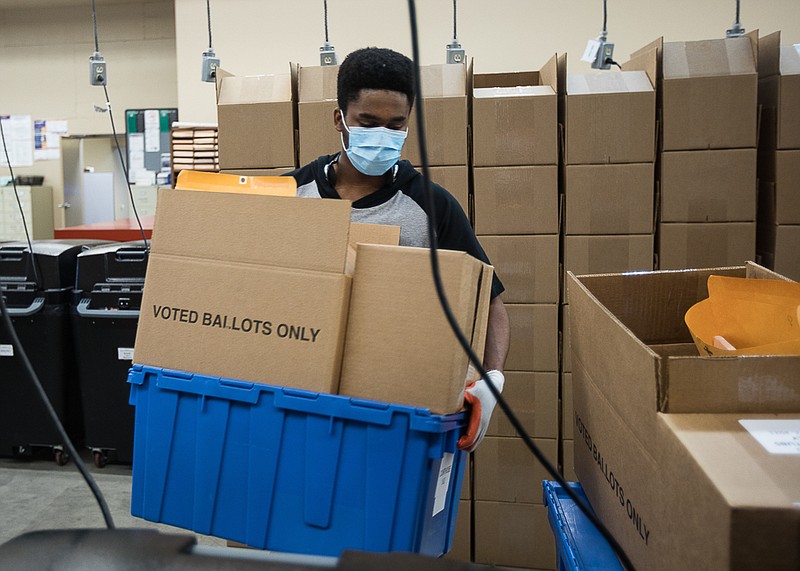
[
  {"left": 0, "top": 0, "right": 177, "bottom": 226},
  {"left": 175, "top": 0, "right": 800, "bottom": 123}
]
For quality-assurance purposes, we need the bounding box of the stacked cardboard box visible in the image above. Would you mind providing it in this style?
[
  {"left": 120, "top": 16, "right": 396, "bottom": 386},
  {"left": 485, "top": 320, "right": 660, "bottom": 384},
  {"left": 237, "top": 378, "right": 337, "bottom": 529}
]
[
  {"left": 170, "top": 125, "right": 219, "bottom": 182},
  {"left": 653, "top": 36, "right": 759, "bottom": 269},
  {"left": 757, "top": 32, "right": 800, "bottom": 280},
  {"left": 471, "top": 56, "right": 559, "bottom": 571}
]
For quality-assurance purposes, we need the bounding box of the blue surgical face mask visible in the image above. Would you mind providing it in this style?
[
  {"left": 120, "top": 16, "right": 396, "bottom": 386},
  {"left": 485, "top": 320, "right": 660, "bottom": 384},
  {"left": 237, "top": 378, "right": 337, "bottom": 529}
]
[{"left": 341, "top": 119, "right": 408, "bottom": 176}]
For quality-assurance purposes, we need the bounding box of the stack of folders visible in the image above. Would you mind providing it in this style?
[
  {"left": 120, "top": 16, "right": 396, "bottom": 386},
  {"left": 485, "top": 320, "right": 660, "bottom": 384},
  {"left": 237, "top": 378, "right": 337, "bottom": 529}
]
[{"left": 171, "top": 126, "right": 219, "bottom": 174}]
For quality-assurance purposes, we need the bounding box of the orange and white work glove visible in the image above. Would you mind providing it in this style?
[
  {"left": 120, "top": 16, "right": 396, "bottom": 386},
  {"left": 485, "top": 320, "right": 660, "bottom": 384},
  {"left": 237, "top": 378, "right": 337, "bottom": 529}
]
[{"left": 457, "top": 370, "right": 505, "bottom": 453}]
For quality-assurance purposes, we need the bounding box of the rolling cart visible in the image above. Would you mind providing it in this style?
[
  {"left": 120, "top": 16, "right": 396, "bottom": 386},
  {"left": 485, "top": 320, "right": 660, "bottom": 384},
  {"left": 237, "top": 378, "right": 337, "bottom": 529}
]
[{"left": 72, "top": 242, "right": 147, "bottom": 467}]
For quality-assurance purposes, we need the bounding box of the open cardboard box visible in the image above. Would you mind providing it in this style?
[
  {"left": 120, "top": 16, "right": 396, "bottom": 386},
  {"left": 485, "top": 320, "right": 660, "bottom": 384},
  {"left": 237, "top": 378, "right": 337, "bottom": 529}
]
[{"left": 567, "top": 262, "right": 800, "bottom": 570}]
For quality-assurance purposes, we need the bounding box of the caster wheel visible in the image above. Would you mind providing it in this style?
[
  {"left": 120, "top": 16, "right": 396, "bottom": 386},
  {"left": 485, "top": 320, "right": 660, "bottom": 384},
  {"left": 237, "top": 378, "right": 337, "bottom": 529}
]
[
  {"left": 54, "top": 448, "right": 69, "bottom": 466},
  {"left": 93, "top": 450, "right": 108, "bottom": 469}
]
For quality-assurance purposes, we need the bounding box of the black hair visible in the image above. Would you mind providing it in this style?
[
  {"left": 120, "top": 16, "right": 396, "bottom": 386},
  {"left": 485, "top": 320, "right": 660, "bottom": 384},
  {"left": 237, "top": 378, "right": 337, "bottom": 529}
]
[{"left": 337, "top": 47, "right": 415, "bottom": 114}]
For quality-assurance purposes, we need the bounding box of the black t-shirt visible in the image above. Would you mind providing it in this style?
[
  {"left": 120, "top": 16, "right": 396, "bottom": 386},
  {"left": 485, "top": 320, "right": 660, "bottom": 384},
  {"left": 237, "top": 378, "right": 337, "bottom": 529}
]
[{"left": 288, "top": 154, "right": 505, "bottom": 298}]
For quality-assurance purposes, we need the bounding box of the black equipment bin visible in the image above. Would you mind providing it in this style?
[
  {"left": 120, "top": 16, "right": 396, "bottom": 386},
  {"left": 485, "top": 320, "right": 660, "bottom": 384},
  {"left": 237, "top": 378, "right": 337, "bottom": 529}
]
[{"left": 72, "top": 242, "right": 147, "bottom": 467}]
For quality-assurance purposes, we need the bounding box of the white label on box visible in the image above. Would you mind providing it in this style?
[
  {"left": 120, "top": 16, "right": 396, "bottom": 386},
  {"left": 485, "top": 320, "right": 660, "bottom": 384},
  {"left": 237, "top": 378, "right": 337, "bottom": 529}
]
[
  {"left": 581, "top": 39, "right": 601, "bottom": 63},
  {"left": 118, "top": 347, "right": 135, "bottom": 361},
  {"left": 432, "top": 452, "right": 454, "bottom": 517},
  {"left": 0, "top": 344, "right": 13, "bottom": 357},
  {"left": 739, "top": 419, "right": 800, "bottom": 455}
]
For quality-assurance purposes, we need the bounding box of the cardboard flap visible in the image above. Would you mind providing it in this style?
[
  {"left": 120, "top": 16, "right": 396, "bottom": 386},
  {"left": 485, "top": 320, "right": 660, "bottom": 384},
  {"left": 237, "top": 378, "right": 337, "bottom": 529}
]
[
  {"left": 473, "top": 71, "right": 540, "bottom": 89},
  {"left": 214, "top": 67, "right": 234, "bottom": 100},
  {"left": 540, "top": 53, "right": 559, "bottom": 92},
  {"left": 419, "top": 63, "right": 467, "bottom": 97},
  {"left": 298, "top": 65, "right": 340, "bottom": 102},
  {"left": 217, "top": 73, "right": 293, "bottom": 105},
  {"left": 151, "top": 188, "right": 351, "bottom": 273},
  {"left": 758, "top": 31, "right": 782, "bottom": 77},
  {"left": 473, "top": 85, "right": 554, "bottom": 98},
  {"left": 567, "top": 70, "right": 653, "bottom": 95},
  {"left": 630, "top": 37, "right": 664, "bottom": 63},
  {"left": 663, "top": 37, "right": 756, "bottom": 79},
  {"left": 623, "top": 46, "right": 658, "bottom": 88}
]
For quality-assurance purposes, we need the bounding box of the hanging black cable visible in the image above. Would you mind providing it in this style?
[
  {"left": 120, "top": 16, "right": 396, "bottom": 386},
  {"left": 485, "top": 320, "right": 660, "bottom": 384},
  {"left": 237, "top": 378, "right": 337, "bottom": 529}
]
[
  {"left": 406, "top": 0, "right": 634, "bottom": 568},
  {"left": 324, "top": 0, "right": 330, "bottom": 43},
  {"left": 452, "top": 0, "right": 457, "bottom": 40},
  {"left": 206, "top": 0, "right": 213, "bottom": 49},
  {"left": 603, "top": 0, "right": 608, "bottom": 36},
  {"left": 91, "top": 0, "right": 100, "bottom": 52},
  {"left": 735, "top": 0, "right": 741, "bottom": 26}
]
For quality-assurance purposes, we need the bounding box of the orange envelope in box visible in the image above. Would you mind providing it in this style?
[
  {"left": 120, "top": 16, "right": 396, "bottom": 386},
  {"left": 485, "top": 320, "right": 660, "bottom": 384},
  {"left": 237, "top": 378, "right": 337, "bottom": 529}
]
[
  {"left": 685, "top": 275, "right": 800, "bottom": 356},
  {"left": 174, "top": 170, "right": 296, "bottom": 196}
]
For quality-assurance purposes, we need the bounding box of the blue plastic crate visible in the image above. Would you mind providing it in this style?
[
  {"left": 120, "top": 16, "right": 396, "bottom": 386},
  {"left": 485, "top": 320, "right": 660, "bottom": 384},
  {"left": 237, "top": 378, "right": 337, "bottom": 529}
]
[
  {"left": 542, "top": 481, "right": 623, "bottom": 571},
  {"left": 128, "top": 364, "right": 466, "bottom": 556}
]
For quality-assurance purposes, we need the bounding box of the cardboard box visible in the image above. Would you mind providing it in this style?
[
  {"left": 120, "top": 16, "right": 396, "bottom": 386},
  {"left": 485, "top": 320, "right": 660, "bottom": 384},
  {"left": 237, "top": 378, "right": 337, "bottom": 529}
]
[
  {"left": 220, "top": 168, "right": 294, "bottom": 176},
  {"left": 758, "top": 149, "right": 800, "bottom": 225},
  {"left": 428, "top": 165, "right": 469, "bottom": 220},
  {"left": 216, "top": 69, "right": 297, "bottom": 170},
  {"left": 487, "top": 371, "right": 558, "bottom": 439},
  {"left": 564, "top": 235, "right": 654, "bottom": 277},
  {"left": 658, "top": 222, "right": 755, "bottom": 270},
  {"left": 567, "top": 264, "right": 800, "bottom": 571},
  {"left": 443, "top": 500, "right": 471, "bottom": 562},
  {"left": 461, "top": 456, "right": 471, "bottom": 501},
  {"left": 473, "top": 501, "right": 556, "bottom": 569},
  {"left": 472, "top": 55, "right": 558, "bottom": 166},
  {"left": 403, "top": 63, "right": 469, "bottom": 167},
  {"left": 134, "top": 189, "right": 352, "bottom": 393},
  {"left": 758, "top": 31, "right": 800, "bottom": 150},
  {"left": 473, "top": 165, "right": 559, "bottom": 235},
  {"left": 561, "top": 438, "right": 576, "bottom": 482},
  {"left": 762, "top": 224, "right": 800, "bottom": 282},
  {"left": 474, "top": 436, "right": 557, "bottom": 503},
  {"left": 561, "top": 372, "right": 573, "bottom": 440},
  {"left": 561, "top": 303, "right": 572, "bottom": 374},
  {"left": 661, "top": 149, "right": 757, "bottom": 223},
  {"left": 477, "top": 235, "right": 559, "bottom": 303},
  {"left": 505, "top": 303, "right": 559, "bottom": 372},
  {"left": 565, "top": 163, "right": 654, "bottom": 234},
  {"left": 662, "top": 37, "right": 758, "bottom": 150},
  {"left": 338, "top": 245, "right": 491, "bottom": 414},
  {"left": 297, "top": 65, "right": 340, "bottom": 166},
  {"left": 563, "top": 54, "right": 656, "bottom": 165}
]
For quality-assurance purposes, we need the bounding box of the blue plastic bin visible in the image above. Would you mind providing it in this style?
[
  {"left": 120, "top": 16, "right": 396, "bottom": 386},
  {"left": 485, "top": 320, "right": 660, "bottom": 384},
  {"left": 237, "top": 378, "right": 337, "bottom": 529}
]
[
  {"left": 128, "top": 365, "right": 466, "bottom": 556},
  {"left": 542, "top": 481, "right": 623, "bottom": 571}
]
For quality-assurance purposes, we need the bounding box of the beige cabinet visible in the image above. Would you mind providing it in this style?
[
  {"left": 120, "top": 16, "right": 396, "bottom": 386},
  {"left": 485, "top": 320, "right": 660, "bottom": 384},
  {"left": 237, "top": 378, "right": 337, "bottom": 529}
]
[{"left": 0, "top": 185, "right": 54, "bottom": 241}]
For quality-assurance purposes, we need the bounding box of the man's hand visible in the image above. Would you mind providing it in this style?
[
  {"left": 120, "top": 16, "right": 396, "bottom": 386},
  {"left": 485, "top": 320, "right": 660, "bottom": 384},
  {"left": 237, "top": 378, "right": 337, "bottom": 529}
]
[{"left": 457, "top": 370, "right": 505, "bottom": 452}]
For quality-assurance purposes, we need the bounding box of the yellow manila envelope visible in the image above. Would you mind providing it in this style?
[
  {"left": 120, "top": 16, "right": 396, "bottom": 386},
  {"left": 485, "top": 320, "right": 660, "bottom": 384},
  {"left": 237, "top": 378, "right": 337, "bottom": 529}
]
[
  {"left": 685, "top": 275, "right": 800, "bottom": 356},
  {"left": 174, "top": 170, "right": 296, "bottom": 196}
]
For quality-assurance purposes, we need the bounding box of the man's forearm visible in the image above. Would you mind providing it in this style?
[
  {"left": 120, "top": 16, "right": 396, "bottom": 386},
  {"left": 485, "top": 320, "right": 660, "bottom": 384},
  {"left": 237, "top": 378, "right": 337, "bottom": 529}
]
[{"left": 483, "top": 296, "right": 510, "bottom": 372}]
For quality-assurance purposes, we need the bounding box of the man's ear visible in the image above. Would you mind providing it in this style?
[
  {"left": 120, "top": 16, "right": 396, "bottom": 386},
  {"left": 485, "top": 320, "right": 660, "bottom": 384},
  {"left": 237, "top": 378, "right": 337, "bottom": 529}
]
[{"left": 334, "top": 107, "right": 344, "bottom": 133}]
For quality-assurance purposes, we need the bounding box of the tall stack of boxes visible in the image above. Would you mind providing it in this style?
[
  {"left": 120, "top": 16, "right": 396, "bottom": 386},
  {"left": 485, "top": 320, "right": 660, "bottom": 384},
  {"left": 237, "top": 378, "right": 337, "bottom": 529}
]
[
  {"left": 656, "top": 36, "right": 759, "bottom": 269},
  {"left": 471, "top": 56, "right": 560, "bottom": 571},
  {"left": 757, "top": 32, "right": 800, "bottom": 280},
  {"left": 560, "top": 52, "right": 657, "bottom": 494}
]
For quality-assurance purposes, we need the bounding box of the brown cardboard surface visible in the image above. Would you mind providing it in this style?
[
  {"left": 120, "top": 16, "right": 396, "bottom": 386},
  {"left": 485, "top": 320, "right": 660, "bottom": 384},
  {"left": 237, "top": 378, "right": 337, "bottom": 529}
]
[
  {"left": 298, "top": 65, "right": 338, "bottom": 102},
  {"left": 220, "top": 168, "right": 294, "bottom": 176},
  {"left": 561, "top": 304, "right": 572, "bottom": 377},
  {"left": 561, "top": 438, "right": 576, "bottom": 482},
  {"left": 473, "top": 501, "right": 556, "bottom": 570},
  {"left": 565, "top": 70, "right": 655, "bottom": 165},
  {"left": 564, "top": 234, "right": 654, "bottom": 277},
  {"left": 348, "top": 223, "right": 400, "bottom": 248},
  {"left": 461, "top": 457, "right": 471, "bottom": 501},
  {"left": 472, "top": 55, "right": 558, "bottom": 166},
  {"left": 562, "top": 372, "right": 573, "bottom": 440},
  {"left": 774, "top": 224, "right": 800, "bottom": 281},
  {"left": 759, "top": 149, "right": 800, "bottom": 225},
  {"left": 477, "top": 235, "right": 559, "bottom": 303},
  {"left": 428, "top": 165, "right": 469, "bottom": 219},
  {"left": 298, "top": 100, "right": 339, "bottom": 166},
  {"left": 505, "top": 303, "right": 559, "bottom": 372},
  {"left": 217, "top": 71, "right": 296, "bottom": 169},
  {"left": 660, "top": 149, "right": 757, "bottom": 222},
  {"left": 474, "top": 436, "right": 557, "bottom": 503},
  {"left": 758, "top": 32, "right": 800, "bottom": 149},
  {"left": 403, "top": 63, "right": 469, "bottom": 166},
  {"left": 443, "top": 500, "right": 471, "bottom": 562},
  {"left": 662, "top": 37, "right": 758, "bottom": 150},
  {"left": 473, "top": 165, "right": 559, "bottom": 235},
  {"left": 487, "top": 371, "right": 559, "bottom": 439},
  {"left": 658, "top": 222, "right": 755, "bottom": 270},
  {"left": 564, "top": 163, "right": 655, "bottom": 234},
  {"left": 338, "top": 244, "right": 487, "bottom": 414}
]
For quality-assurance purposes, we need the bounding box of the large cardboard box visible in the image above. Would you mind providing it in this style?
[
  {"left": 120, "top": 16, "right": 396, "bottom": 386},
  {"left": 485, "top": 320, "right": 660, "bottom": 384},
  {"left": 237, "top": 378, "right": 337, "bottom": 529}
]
[
  {"left": 487, "top": 371, "right": 559, "bottom": 439},
  {"left": 403, "top": 63, "right": 469, "bottom": 167},
  {"left": 758, "top": 32, "right": 800, "bottom": 150},
  {"left": 216, "top": 69, "right": 296, "bottom": 170},
  {"left": 473, "top": 165, "right": 559, "bottom": 235},
  {"left": 762, "top": 224, "right": 800, "bottom": 282},
  {"left": 472, "top": 55, "right": 558, "bottom": 166},
  {"left": 474, "top": 501, "right": 556, "bottom": 569},
  {"left": 428, "top": 165, "right": 469, "bottom": 220},
  {"left": 561, "top": 372, "right": 573, "bottom": 440},
  {"left": 338, "top": 245, "right": 491, "bottom": 414},
  {"left": 563, "top": 54, "right": 656, "bottom": 165},
  {"left": 505, "top": 303, "right": 558, "bottom": 372},
  {"left": 660, "top": 149, "right": 757, "bottom": 222},
  {"left": 567, "top": 264, "right": 800, "bottom": 571},
  {"left": 758, "top": 149, "right": 800, "bottom": 225},
  {"left": 662, "top": 37, "right": 758, "bottom": 150},
  {"left": 477, "top": 235, "right": 559, "bottom": 303},
  {"left": 564, "top": 234, "right": 654, "bottom": 277},
  {"left": 443, "top": 500, "right": 471, "bottom": 562},
  {"left": 658, "top": 222, "right": 755, "bottom": 270},
  {"left": 565, "top": 163, "right": 654, "bottom": 234},
  {"left": 297, "top": 65, "right": 339, "bottom": 166},
  {"left": 561, "top": 303, "right": 572, "bottom": 374},
  {"left": 134, "top": 189, "right": 351, "bottom": 393},
  {"left": 561, "top": 438, "right": 576, "bottom": 481},
  {"left": 474, "top": 436, "right": 557, "bottom": 503}
]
